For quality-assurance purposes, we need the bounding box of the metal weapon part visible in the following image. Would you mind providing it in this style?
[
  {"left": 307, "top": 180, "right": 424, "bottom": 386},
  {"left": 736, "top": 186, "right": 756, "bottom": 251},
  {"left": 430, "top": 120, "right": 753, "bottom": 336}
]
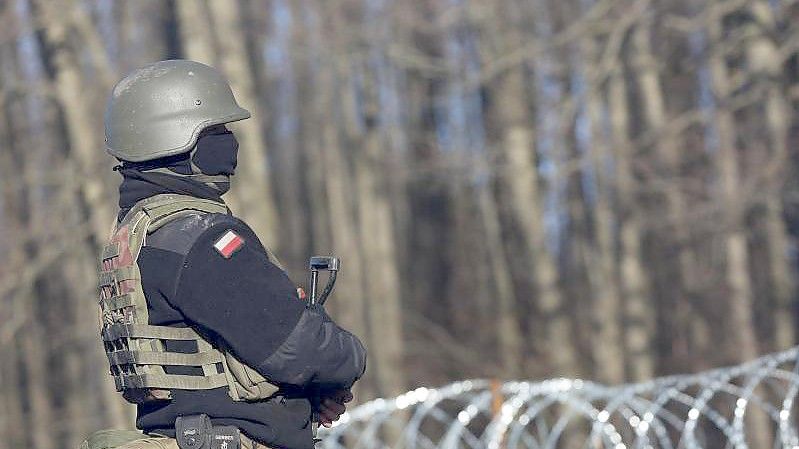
[{"left": 309, "top": 256, "right": 340, "bottom": 306}]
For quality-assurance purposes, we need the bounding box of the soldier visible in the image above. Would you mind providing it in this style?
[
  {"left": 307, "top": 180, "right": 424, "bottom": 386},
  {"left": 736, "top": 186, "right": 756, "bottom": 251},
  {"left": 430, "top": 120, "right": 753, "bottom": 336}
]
[{"left": 92, "top": 60, "right": 366, "bottom": 449}]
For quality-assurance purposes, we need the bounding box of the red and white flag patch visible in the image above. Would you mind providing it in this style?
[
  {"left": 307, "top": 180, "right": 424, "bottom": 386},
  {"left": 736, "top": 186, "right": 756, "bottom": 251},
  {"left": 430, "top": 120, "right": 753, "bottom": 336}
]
[{"left": 214, "top": 230, "right": 245, "bottom": 259}]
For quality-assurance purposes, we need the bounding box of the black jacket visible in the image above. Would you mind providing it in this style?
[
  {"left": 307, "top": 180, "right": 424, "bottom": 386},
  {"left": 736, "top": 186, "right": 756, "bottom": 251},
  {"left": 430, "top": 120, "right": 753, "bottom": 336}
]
[{"left": 133, "top": 210, "right": 366, "bottom": 449}]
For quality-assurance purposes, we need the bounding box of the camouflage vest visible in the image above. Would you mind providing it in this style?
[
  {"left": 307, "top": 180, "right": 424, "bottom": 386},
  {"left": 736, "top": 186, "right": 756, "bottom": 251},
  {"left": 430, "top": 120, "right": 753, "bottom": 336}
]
[{"left": 98, "top": 194, "right": 279, "bottom": 404}]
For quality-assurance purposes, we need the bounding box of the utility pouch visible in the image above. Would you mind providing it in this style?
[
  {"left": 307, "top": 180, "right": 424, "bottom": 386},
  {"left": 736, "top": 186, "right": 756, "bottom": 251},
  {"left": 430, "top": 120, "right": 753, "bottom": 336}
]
[{"left": 176, "top": 414, "right": 240, "bottom": 449}]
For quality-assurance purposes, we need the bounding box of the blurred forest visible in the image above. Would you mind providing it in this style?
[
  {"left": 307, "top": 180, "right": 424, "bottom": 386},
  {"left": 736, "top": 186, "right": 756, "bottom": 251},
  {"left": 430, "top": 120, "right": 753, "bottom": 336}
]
[{"left": 0, "top": 0, "right": 798, "bottom": 448}]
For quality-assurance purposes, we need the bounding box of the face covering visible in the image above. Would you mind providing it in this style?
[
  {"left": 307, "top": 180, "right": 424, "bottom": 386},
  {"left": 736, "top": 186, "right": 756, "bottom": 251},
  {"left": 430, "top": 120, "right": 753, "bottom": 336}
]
[
  {"left": 122, "top": 128, "right": 239, "bottom": 190},
  {"left": 192, "top": 130, "right": 239, "bottom": 177},
  {"left": 116, "top": 127, "right": 240, "bottom": 220}
]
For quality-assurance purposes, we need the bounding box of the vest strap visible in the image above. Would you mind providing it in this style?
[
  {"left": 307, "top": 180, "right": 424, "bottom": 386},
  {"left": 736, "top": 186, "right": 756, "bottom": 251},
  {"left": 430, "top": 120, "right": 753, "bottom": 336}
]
[
  {"left": 101, "top": 243, "right": 120, "bottom": 261},
  {"left": 114, "top": 373, "right": 229, "bottom": 391},
  {"left": 145, "top": 200, "right": 227, "bottom": 231},
  {"left": 100, "top": 293, "right": 136, "bottom": 312},
  {"left": 118, "top": 194, "right": 228, "bottom": 230},
  {"left": 102, "top": 324, "right": 203, "bottom": 342},
  {"left": 185, "top": 174, "right": 230, "bottom": 184},
  {"left": 98, "top": 266, "right": 138, "bottom": 288},
  {"left": 107, "top": 349, "right": 222, "bottom": 367}
]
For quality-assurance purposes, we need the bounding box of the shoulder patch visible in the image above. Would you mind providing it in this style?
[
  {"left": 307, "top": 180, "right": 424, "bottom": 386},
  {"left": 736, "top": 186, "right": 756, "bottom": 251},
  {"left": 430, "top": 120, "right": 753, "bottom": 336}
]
[{"left": 214, "top": 229, "right": 245, "bottom": 259}]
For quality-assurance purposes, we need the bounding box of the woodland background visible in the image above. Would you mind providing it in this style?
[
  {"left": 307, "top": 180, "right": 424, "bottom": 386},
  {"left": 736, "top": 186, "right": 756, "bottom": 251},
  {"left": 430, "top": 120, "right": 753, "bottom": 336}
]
[{"left": 0, "top": 0, "right": 798, "bottom": 448}]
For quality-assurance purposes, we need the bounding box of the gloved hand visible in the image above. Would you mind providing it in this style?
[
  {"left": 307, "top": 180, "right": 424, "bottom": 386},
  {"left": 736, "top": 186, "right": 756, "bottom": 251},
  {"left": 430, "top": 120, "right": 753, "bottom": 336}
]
[{"left": 318, "top": 389, "right": 353, "bottom": 427}]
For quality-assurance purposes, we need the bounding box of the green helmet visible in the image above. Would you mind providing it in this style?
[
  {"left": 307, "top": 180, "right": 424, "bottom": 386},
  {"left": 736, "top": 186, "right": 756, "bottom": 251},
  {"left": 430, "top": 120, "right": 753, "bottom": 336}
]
[{"left": 104, "top": 60, "right": 250, "bottom": 162}]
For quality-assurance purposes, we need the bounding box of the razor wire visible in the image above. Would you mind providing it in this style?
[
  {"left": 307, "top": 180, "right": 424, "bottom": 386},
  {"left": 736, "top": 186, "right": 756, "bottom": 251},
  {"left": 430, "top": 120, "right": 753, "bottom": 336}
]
[{"left": 320, "top": 346, "right": 799, "bottom": 449}]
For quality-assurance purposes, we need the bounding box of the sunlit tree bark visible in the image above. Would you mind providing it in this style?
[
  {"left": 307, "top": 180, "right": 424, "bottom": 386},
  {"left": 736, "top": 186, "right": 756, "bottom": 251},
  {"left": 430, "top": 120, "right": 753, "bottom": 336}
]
[
  {"left": 174, "top": 0, "right": 215, "bottom": 63},
  {"left": 0, "top": 67, "right": 26, "bottom": 449},
  {"left": 34, "top": 0, "right": 115, "bottom": 243},
  {"left": 21, "top": 296, "right": 56, "bottom": 449},
  {"left": 0, "top": 342, "right": 24, "bottom": 449},
  {"left": 707, "top": 5, "right": 759, "bottom": 364},
  {"left": 744, "top": 1, "right": 795, "bottom": 350},
  {"left": 478, "top": 175, "right": 524, "bottom": 378},
  {"left": 708, "top": 5, "right": 770, "bottom": 447},
  {"left": 490, "top": 0, "right": 580, "bottom": 378},
  {"left": 355, "top": 99, "right": 407, "bottom": 398},
  {"left": 581, "top": 27, "right": 625, "bottom": 384},
  {"left": 344, "top": 26, "right": 407, "bottom": 396},
  {"left": 607, "top": 50, "right": 654, "bottom": 382},
  {"left": 206, "top": 0, "right": 280, "bottom": 248},
  {"left": 631, "top": 11, "right": 711, "bottom": 366},
  {"left": 32, "top": 0, "right": 132, "bottom": 429}
]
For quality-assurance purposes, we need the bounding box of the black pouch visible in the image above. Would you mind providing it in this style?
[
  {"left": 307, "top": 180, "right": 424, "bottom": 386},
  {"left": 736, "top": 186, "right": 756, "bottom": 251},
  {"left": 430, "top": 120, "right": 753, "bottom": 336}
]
[{"left": 176, "top": 414, "right": 241, "bottom": 449}]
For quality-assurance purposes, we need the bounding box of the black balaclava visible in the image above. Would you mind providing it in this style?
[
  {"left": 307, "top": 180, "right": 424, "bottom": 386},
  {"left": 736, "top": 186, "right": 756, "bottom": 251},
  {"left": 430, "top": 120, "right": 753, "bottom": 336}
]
[{"left": 117, "top": 125, "right": 239, "bottom": 221}]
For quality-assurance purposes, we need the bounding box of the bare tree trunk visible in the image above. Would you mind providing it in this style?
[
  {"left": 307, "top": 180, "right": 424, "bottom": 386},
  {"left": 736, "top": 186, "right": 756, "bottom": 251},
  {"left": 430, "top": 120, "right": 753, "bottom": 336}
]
[
  {"left": 581, "top": 33, "right": 625, "bottom": 385},
  {"left": 34, "top": 0, "right": 115, "bottom": 243},
  {"left": 33, "top": 1, "right": 131, "bottom": 430},
  {"left": 0, "top": 342, "right": 25, "bottom": 449},
  {"left": 708, "top": 6, "right": 770, "bottom": 447},
  {"left": 477, "top": 176, "right": 523, "bottom": 378},
  {"left": 67, "top": 0, "right": 116, "bottom": 87},
  {"left": 608, "top": 44, "right": 654, "bottom": 382},
  {"left": 542, "top": 0, "right": 597, "bottom": 380},
  {"left": 1, "top": 54, "right": 43, "bottom": 449},
  {"left": 63, "top": 311, "right": 91, "bottom": 447},
  {"left": 174, "top": 0, "right": 215, "bottom": 63},
  {"left": 121, "top": 2, "right": 176, "bottom": 65},
  {"left": 744, "top": 1, "right": 795, "bottom": 350},
  {"left": 708, "top": 7, "right": 759, "bottom": 364},
  {"left": 489, "top": 0, "right": 579, "bottom": 378},
  {"left": 261, "top": 0, "right": 312, "bottom": 271},
  {"left": 0, "top": 77, "right": 24, "bottom": 449},
  {"left": 21, "top": 299, "right": 56, "bottom": 449},
  {"left": 456, "top": 0, "right": 525, "bottom": 379},
  {"left": 353, "top": 70, "right": 406, "bottom": 398},
  {"left": 631, "top": 17, "right": 710, "bottom": 364},
  {"left": 206, "top": 0, "right": 280, "bottom": 248},
  {"left": 298, "top": 5, "right": 333, "bottom": 259},
  {"left": 765, "top": 196, "right": 795, "bottom": 350}
]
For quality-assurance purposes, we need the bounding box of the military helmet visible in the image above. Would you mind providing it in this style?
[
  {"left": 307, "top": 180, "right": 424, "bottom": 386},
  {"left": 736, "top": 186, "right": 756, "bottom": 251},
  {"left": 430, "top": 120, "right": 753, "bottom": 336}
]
[{"left": 104, "top": 60, "right": 250, "bottom": 162}]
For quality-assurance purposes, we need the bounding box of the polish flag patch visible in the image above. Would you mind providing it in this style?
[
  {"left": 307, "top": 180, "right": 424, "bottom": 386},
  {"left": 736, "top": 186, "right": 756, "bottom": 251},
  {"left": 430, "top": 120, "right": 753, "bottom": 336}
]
[{"left": 214, "top": 230, "right": 245, "bottom": 259}]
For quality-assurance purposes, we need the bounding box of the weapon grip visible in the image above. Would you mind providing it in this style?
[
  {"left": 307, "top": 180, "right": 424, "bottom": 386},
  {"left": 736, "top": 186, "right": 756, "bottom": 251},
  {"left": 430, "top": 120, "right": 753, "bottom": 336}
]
[{"left": 308, "top": 256, "right": 340, "bottom": 306}]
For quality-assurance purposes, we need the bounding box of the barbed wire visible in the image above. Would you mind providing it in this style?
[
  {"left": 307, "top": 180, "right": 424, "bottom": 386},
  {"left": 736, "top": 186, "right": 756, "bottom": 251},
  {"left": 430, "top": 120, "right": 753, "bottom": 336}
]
[{"left": 321, "top": 346, "right": 799, "bottom": 449}]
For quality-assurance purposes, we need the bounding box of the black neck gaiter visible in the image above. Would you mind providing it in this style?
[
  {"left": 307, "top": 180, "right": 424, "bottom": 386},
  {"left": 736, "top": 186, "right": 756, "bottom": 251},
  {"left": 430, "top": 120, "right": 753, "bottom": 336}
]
[{"left": 117, "top": 130, "right": 239, "bottom": 222}]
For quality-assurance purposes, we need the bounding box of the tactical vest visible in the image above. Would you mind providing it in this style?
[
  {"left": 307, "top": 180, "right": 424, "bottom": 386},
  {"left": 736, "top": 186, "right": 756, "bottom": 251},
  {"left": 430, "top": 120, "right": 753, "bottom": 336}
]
[{"left": 98, "top": 194, "right": 280, "bottom": 404}]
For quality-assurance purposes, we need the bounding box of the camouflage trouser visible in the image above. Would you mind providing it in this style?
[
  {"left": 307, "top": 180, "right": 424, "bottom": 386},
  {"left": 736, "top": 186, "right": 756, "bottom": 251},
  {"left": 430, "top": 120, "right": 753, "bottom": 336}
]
[{"left": 116, "top": 434, "right": 266, "bottom": 449}]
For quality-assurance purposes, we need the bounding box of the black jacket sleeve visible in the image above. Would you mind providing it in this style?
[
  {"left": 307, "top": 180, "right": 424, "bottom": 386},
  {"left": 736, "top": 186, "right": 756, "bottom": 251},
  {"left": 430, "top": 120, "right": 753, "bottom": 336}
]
[{"left": 168, "top": 214, "right": 366, "bottom": 390}]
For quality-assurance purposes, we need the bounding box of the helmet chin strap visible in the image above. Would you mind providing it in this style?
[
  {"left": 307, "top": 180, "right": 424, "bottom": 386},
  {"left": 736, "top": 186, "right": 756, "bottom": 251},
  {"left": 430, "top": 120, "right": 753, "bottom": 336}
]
[
  {"left": 186, "top": 173, "right": 231, "bottom": 184},
  {"left": 143, "top": 166, "right": 231, "bottom": 195}
]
